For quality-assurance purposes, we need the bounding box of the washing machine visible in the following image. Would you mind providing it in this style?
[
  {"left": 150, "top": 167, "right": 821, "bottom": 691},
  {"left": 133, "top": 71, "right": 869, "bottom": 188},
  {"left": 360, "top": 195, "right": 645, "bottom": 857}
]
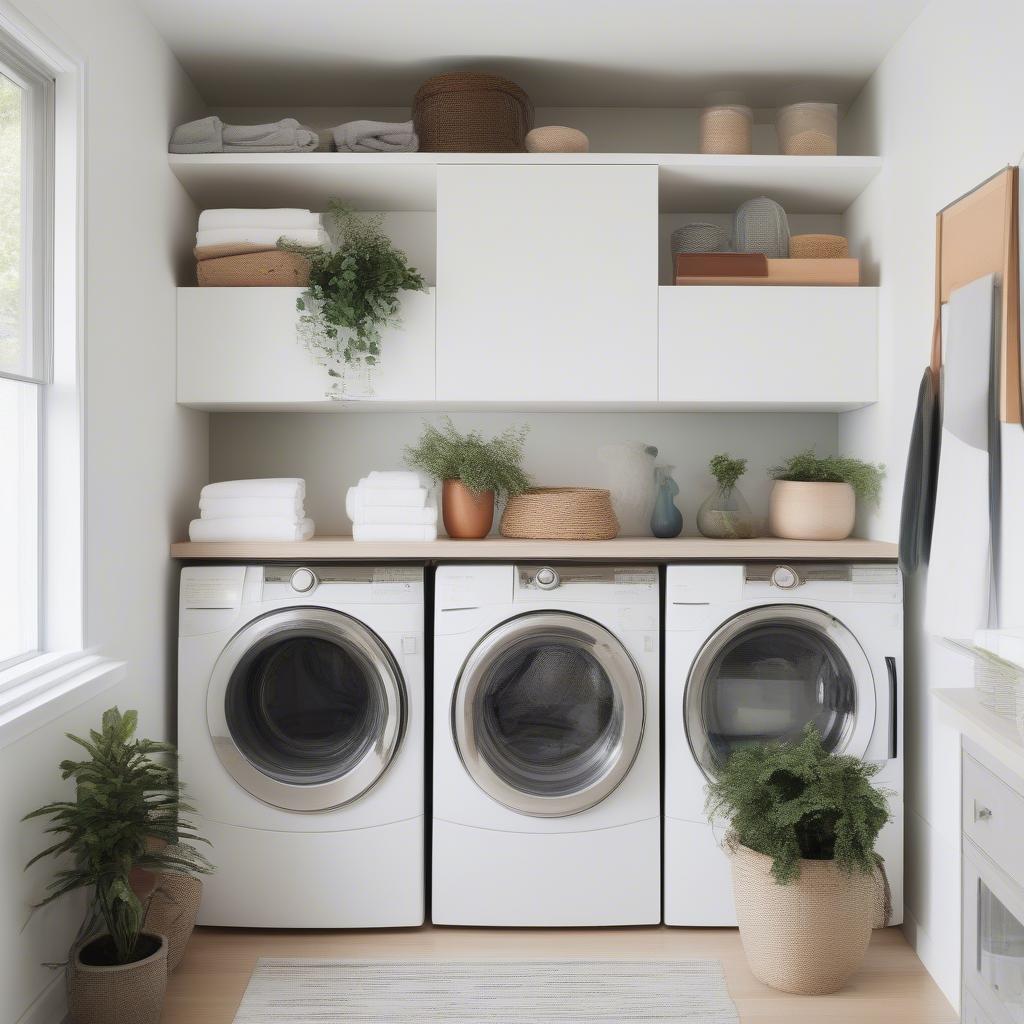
[
  {"left": 178, "top": 564, "right": 425, "bottom": 928},
  {"left": 664, "top": 562, "right": 904, "bottom": 926},
  {"left": 433, "top": 564, "right": 661, "bottom": 926}
]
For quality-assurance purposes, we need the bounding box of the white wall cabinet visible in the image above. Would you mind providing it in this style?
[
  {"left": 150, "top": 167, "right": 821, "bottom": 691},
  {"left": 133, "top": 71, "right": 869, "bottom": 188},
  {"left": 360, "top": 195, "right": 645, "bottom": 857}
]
[
  {"left": 658, "top": 286, "right": 878, "bottom": 410},
  {"left": 435, "top": 164, "right": 659, "bottom": 403},
  {"left": 177, "top": 287, "right": 436, "bottom": 409}
]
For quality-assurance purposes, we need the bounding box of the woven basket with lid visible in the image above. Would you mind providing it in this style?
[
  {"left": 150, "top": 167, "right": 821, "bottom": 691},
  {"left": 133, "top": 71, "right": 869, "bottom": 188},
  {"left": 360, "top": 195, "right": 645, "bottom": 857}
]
[
  {"left": 413, "top": 72, "right": 533, "bottom": 152},
  {"left": 500, "top": 488, "right": 619, "bottom": 540}
]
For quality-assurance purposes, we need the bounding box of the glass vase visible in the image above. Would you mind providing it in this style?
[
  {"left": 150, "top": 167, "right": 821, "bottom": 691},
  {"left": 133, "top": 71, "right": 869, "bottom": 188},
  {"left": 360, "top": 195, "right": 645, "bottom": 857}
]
[
  {"left": 697, "top": 483, "right": 759, "bottom": 539},
  {"left": 338, "top": 353, "right": 377, "bottom": 399}
]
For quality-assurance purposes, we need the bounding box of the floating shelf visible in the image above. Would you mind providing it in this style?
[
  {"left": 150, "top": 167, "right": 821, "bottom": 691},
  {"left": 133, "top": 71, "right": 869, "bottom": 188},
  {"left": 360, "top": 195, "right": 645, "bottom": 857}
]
[
  {"left": 170, "top": 536, "right": 899, "bottom": 563},
  {"left": 169, "top": 152, "right": 882, "bottom": 214}
]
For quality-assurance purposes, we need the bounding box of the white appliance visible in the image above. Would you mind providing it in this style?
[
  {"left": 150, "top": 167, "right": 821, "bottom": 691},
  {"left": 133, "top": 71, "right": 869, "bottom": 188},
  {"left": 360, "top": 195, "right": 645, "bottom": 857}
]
[
  {"left": 432, "top": 564, "right": 661, "bottom": 926},
  {"left": 178, "top": 564, "right": 425, "bottom": 928},
  {"left": 664, "top": 562, "right": 904, "bottom": 926}
]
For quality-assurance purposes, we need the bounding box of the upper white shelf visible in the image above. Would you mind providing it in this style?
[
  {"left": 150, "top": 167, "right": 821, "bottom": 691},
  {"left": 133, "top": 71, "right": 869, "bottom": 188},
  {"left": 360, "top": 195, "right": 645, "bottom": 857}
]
[{"left": 169, "top": 152, "right": 882, "bottom": 214}]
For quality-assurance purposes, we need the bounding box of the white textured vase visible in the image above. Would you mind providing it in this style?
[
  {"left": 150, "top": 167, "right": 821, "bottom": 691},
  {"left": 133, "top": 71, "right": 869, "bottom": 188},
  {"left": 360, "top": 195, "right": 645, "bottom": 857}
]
[
  {"left": 768, "top": 480, "right": 856, "bottom": 540},
  {"left": 599, "top": 442, "right": 658, "bottom": 536}
]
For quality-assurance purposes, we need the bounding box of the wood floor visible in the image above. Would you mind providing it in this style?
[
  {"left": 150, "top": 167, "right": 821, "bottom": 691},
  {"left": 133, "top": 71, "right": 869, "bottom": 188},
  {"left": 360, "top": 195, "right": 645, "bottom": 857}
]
[{"left": 162, "top": 924, "right": 958, "bottom": 1023}]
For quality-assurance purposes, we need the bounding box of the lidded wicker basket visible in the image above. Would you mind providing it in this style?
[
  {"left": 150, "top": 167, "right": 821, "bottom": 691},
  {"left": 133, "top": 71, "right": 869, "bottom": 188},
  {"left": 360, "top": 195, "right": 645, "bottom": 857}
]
[
  {"left": 413, "top": 72, "right": 533, "bottom": 152},
  {"left": 733, "top": 196, "right": 790, "bottom": 258},
  {"left": 500, "top": 488, "right": 619, "bottom": 540},
  {"left": 699, "top": 105, "right": 752, "bottom": 155},
  {"left": 789, "top": 233, "right": 849, "bottom": 259},
  {"left": 196, "top": 250, "right": 310, "bottom": 287}
]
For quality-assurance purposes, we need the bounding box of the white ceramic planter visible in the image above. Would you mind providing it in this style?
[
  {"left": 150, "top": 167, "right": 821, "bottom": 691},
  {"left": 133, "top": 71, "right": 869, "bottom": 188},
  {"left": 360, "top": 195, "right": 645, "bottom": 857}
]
[{"left": 768, "top": 480, "right": 856, "bottom": 540}]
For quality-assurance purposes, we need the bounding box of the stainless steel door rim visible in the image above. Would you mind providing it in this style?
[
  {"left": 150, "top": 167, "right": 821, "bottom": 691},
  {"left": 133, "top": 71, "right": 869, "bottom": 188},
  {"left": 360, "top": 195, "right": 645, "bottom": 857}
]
[
  {"left": 207, "top": 606, "right": 406, "bottom": 812},
  {"left": 452, "top": 611, "right": 646, "bottom": 817}
]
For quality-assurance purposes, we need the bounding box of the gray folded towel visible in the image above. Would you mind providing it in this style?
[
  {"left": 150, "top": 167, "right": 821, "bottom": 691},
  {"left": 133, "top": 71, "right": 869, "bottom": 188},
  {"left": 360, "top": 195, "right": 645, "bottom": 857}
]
[
  {"left": 170, "top": 116, "right": 320, "bottom": 154},
  {"left": 331, "top": 119, "right": 419, "bottom": 154}
]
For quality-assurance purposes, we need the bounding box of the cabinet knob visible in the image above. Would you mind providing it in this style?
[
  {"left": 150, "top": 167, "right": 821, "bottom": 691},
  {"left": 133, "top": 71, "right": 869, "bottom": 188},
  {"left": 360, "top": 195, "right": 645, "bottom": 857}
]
[{"left": 975, "top": 803, "right": 993, "bottom": 822}]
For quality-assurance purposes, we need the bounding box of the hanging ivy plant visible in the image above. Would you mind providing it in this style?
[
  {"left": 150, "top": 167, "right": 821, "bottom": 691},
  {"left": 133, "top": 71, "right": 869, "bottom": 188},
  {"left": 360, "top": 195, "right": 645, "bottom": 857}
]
[{"left": 281, "top": 201, "right": 426, "bottom": 389}]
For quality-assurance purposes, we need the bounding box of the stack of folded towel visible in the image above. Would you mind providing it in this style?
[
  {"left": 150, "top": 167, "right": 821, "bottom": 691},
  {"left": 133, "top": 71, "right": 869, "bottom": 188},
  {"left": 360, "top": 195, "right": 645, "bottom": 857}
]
[
  {"left": 346, "top": 471, "right": 437, "bottom": 541},
  {"left": 170, "top": 116, "right": 320, "bottom": 154},
  {"left": 189, "top": 479, "right": 315, "bottom": 542},
  {"left": 330, "top": 120, "right": 419, "bottom": 153},
  {"left": 194, "top": 208, "right": 328, "bottom": 259}
]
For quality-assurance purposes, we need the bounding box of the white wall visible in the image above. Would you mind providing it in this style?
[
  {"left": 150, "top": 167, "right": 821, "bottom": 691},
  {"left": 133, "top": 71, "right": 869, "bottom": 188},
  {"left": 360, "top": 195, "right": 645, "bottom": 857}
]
[
  {"left": 840, "top": 0, "right": 1024, "bottom": 1004},
  {"left": 210, "top": 410, "right": 837, "bottom": 535},
  {"left": 0, "top": 2, "right": 206, "bottom": 1021}
]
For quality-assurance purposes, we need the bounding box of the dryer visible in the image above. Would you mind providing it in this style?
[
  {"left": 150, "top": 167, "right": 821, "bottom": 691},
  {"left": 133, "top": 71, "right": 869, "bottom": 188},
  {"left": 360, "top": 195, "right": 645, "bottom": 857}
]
[
  {"left": 433, "top": 564, "right": 661, "bottom": 926},
  {"left": 178, "top": 564, "right": 425, "bottom": 928},
  {"left": 664, "top": 562, "right": 903, "bottom": 926}
]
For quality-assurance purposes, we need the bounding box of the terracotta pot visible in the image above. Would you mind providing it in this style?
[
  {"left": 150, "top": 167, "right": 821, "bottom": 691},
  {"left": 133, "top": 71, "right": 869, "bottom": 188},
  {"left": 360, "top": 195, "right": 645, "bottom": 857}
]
[
  {"left": 729, "top": 842, "right": 874, "bottom": 995},
  {"left": 768, "top": 480, "right": 856, "bottom": 540},
  {"left": 442, "top": 480, "right": 495, "bottom": 539},
  {"left": 144, "top": 871, "right": 203, "bottom": 972},
  {"left": 69, "top": 933, "right": 167, "bottom": 1024}
]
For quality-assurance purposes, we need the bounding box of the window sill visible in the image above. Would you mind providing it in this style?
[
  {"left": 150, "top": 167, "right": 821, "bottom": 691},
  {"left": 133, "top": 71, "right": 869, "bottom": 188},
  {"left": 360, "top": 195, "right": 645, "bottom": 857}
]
[{"left": 0, "top": 652, "right": 126, "bottom": 750}]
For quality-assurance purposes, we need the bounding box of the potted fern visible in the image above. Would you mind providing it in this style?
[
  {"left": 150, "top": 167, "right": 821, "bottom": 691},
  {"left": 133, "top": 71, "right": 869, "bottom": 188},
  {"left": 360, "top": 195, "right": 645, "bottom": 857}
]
[
  {"left": 768, "top": 450, "right": 884, "bottom": 540},
  {"left": 706, "top": 726, "right": 890, "bottom": 995},
  {"left": 697, "top": 453, "right": 758, "bottom": 539},
  {"left": 25, "top": 708, "right": 211, "bottom": 1024},
  {"left": 405, "top": 417, "right": 530, "bottom": 538}
]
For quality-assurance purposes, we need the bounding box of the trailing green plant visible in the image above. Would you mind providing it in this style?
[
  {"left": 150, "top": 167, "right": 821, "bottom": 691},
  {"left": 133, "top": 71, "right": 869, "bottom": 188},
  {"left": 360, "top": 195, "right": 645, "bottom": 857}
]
[
  {"left": 769, "top": 449, "right": 885, "bottom": 506},
  {"left": 708, "top": 453, "right": 748, "bottom": 492},
  {"left": 705, "top": 725, "right": 890, "bottom": 885},
  {"left": 25, "top": 707, "right": 212, "bottom": 966},
  {"left": 404, "top": 417, "right": 531, "bottom": 497},
  {"left": 283, "top": 201, "right": 426, "bottom": 387}
]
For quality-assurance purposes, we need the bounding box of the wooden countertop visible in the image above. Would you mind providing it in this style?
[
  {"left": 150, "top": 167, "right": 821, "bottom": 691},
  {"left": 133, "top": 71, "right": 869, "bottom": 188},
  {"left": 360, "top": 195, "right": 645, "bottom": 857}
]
[
  {"left": 170, "top": 536, "right": 898, "bottom": 562},
  {"left": 933, "top": 687, "right": 1024, "bottom": 780}
]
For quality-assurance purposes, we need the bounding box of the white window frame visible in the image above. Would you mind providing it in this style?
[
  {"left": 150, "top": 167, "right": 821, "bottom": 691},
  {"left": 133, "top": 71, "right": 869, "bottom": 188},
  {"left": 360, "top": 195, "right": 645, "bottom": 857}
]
[{"left": 0, "top": 5, "right": 123, "bottom": 750}]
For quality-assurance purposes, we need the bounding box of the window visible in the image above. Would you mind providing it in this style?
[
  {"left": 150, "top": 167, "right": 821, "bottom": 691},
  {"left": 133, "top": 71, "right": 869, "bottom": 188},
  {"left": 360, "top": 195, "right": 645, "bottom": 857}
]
[{"left": 0, "top": 34, "right": 51, "bottom": 670}]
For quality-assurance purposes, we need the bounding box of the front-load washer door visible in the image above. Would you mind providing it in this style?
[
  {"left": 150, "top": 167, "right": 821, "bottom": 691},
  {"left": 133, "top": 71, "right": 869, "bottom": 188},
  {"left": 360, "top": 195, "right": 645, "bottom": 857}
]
[
  {"left": 685, "top": 605, "right": 876, "bottom": 779},
  {"left": 452, "top": 611, "right": 645, "bottom": 818},
  {"left": 207, "top": 607, "right": 406, "bottom": 811}
]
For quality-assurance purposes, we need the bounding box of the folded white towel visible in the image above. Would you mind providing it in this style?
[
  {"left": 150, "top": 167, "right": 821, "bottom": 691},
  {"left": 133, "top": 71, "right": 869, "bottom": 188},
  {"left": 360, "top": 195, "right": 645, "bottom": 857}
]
[
  {"left": 188, "top": 517, "right": 315, "bottom": 542},
  {"left": 362, "top": 470, "right": 425, "bottom": 489},
  {"left": 346, "top": 486, "right": 429, "bottom": 519},
  {"left": 195, "top": 227, "right": 329, "bottom": 249},
  {"left": 201, "top": 478, "right": 306, "bottom": 500},
  {"left": 352, "top": 523, "right": 437, "bottom": 542},
  {"left": 200, "top": 496, "right": 306, "bottom": 519},
  {"left": 351, "top": 505, "right": 438, "bottom": 527},
  {"left": 198, "top": 209, "right": 322, "bottom": 231}
]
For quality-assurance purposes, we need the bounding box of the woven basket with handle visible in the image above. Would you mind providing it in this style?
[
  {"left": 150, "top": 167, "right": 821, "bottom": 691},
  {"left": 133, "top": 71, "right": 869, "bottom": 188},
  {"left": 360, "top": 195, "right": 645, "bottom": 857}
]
[
  {"left": 413, "top": 72, "right": 533, "bottom": 152},
  {"left": 500, "top": 488, "right": 619, "bottom": 540}
]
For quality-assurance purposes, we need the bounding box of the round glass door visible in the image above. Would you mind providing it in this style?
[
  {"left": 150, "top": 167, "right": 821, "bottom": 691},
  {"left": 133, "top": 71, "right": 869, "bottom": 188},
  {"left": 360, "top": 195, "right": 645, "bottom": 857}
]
[
  {"left": 452, "top": 611, "right": 645, "bottom": 817},
  {"left": 685, "top": 605, "right": 874, "bottom": 779},
  {"left": 207, "top": 608, "right": 406, "bottom": 811}
]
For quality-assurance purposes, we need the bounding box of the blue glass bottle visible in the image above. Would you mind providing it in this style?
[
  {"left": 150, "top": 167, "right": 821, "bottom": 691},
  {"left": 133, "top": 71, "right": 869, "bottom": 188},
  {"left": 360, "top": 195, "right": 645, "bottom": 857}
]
[{"left": 651, "top": 466, "right": 683, "bottom": 538}]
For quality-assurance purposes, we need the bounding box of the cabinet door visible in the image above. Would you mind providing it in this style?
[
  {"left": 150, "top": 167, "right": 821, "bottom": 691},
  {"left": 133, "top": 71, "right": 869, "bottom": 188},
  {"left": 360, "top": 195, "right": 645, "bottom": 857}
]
[{"left": 436, "top": 165, "right": 658, "bottom": 403}]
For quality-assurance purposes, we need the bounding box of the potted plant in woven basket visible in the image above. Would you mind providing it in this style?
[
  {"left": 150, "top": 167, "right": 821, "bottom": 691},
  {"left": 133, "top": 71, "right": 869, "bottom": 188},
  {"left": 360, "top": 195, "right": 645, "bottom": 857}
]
[
  {"left": 705, "top": 726, "right": 891, "bottom": 995},
  {"left": 405, "top": 417, "right": 530, "bottom": 538},
  {"left": 25, "top": 707, "right": 212, "bottom": 1024},
  {"left": 768, "top": 450, "right": 884, "bottom": 540}
]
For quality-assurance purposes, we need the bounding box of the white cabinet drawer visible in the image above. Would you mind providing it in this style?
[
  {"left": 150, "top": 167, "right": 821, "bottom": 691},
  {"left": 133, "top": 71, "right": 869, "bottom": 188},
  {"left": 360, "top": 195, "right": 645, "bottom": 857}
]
[{"left": 964, "top": 753, "right": 1024, "bottom": 883}]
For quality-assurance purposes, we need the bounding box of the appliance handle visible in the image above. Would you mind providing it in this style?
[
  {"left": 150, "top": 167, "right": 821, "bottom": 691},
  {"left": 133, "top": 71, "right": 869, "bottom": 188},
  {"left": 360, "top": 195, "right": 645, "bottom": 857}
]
[{"left": 885, "top": 656, "right": 898, "bottom": 760}]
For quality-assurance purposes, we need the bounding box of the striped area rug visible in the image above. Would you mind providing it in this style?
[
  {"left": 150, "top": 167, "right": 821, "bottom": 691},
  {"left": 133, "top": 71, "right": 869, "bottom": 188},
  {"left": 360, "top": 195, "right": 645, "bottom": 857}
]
[{"left": 232, "top": 958, "right": 739, "bottom": 1022}]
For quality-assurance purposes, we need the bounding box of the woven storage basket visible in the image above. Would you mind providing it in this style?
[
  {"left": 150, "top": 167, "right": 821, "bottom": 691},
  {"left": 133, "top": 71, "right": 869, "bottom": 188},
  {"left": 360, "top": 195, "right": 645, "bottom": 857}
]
[
  {"left": 413, "top": 72, "right": 533, "bottom": 152},
  {"left": 525, "top": 126, "right": 589, "bottom": 153},
  {"left": 144, "top": 871, "right": 203, "bottom": 973},
  {"left": 672, "top": 222, "right": 730, "bottom": 255},
  {"left": 728, "top": 841, "right": 875, "bottom": 995},
  {"left": 733, "top": 196, "right": 790, "bottom": 258},
  {"left": 196, "top": 250, "right": 310, "bottom": 287},
  {"left": 789, "top": 233, "right": 849, "bottom": 259},
  {"left": 500, "top": 488, "right": 619, "bottom": 540},
  {"left": 776, "top": 102, "right": 838, "bottom": 156},
  {"left": 699, "top": 105, "right": 752, "bottom": 155}
]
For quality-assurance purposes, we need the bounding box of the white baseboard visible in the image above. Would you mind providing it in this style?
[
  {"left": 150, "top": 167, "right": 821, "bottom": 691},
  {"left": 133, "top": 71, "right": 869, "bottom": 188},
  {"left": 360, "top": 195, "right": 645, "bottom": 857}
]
[{"left": 16, "top": 973, "right": 66, "bottom": 1024}]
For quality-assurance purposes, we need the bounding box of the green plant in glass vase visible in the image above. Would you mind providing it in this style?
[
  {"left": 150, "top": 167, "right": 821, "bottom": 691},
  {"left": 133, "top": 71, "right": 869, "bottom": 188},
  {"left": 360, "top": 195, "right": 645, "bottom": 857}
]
[{"left": 697, "top": 452, "right": 758, "bottom": 538}]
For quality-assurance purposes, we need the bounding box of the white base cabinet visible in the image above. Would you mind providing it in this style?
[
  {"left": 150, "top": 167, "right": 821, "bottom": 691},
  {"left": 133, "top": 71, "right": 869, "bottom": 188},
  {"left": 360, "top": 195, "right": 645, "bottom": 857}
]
[
  {"left": 177, "top": 287, "right": 436, "bottom": 409},
  {"left": 658, "top": 285, "right": 878, "bottom": 410}
]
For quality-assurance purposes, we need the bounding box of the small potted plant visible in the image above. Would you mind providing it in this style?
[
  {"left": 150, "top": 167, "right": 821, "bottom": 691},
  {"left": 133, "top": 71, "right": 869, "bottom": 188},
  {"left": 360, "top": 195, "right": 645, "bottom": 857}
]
[
  {"left": 697, "top": 453, "right": 758, "bottom": 539},
  {"left": 404, "top": 417, "right": 530, "bottom": 538},
  {"left": 706, "top": 726, "right": 890, "bottom": 995},
  {"left": 768, "top": 450, "right": 884, "bottom": 540},
  {"left": 25, "top": 708, "right": 211, "bottom": 1024}
]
